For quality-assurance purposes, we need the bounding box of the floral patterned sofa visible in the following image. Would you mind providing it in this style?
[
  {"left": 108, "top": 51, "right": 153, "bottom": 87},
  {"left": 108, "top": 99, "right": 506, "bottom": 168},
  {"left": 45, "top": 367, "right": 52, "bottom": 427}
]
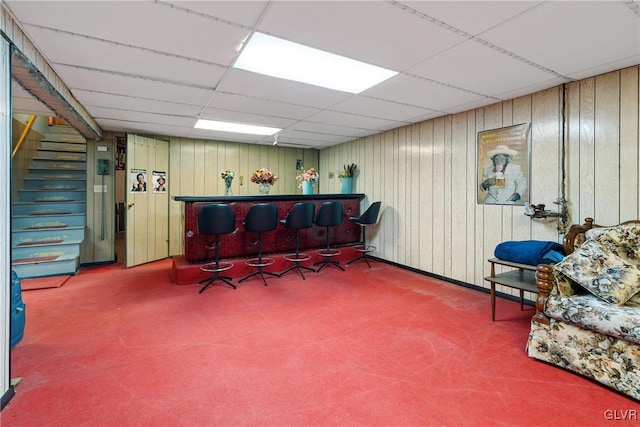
[{"left": 527, "top": 218, "right": 640, "bottom": 401}]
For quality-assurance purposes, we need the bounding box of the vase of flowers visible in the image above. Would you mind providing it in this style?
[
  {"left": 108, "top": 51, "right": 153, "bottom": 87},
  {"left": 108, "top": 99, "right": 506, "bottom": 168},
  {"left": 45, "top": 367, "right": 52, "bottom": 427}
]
[
  {"left": 251, "top": 168, "right": 278, "bottom": 194},
  {"left": 296, "top": 167, "right": 318, "bottom": 195},
  {"left": 338, "top": 163, "right": 356, "bottom": 194},
  {"left": 221, "top": 169, "right": 236, "bottom": 196}
]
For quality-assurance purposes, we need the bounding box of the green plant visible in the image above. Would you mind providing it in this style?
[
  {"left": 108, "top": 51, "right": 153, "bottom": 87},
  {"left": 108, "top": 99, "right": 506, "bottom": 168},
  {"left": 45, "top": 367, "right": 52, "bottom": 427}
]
[{"left": 339, "top": 163, "right": 356, "bottom": 178}]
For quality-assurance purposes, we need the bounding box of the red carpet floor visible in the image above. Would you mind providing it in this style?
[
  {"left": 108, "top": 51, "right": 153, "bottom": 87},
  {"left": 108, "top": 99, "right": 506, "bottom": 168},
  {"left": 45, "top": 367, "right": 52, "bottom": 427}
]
[
  {"left": 2, "top": 258, "right": 638, "bottom": 426},
  {"left": 20, "top": 275, "right": 70, "bottom": 291}
]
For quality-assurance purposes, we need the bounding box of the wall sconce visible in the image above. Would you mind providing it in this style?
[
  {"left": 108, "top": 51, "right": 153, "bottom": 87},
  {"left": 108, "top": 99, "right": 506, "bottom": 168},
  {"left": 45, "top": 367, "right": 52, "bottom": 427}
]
[{"left": 239, "top": 175, "right": 244, "bottom": 186}]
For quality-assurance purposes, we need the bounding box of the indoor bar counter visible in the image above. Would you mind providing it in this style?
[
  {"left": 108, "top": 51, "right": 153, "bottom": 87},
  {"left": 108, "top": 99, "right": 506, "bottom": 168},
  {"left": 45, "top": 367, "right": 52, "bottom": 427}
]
[{"left": 174, "top": 194, "right": 365, "bottom": 264}]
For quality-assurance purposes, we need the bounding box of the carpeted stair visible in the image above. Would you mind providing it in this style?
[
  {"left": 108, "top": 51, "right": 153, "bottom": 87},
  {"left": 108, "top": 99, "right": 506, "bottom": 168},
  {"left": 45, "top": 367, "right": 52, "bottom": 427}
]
[{"left": 11, "top": 125, "right": 87, "bottom": 278}]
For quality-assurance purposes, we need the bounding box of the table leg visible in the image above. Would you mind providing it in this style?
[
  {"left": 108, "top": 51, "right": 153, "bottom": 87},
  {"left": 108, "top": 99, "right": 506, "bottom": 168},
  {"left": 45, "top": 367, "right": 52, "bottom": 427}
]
[{"left": 491, "top": 282, "right": 496, "bottom": 321}]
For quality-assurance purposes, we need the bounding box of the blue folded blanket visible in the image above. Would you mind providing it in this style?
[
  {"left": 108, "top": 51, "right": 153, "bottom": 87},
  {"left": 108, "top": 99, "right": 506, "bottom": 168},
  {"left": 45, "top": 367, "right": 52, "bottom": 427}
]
[{"left": 494, "top": 240, "right": 565, "bottom": 265}]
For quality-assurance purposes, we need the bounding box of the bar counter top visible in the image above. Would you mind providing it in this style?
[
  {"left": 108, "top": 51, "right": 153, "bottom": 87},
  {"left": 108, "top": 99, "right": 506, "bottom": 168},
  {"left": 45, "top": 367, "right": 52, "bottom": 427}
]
[
  {"left": 174, "top": 193, "right": 365, "bottom": 202},
  {"left": 175, "top": 193, "right": 365, "bottom": 263}
]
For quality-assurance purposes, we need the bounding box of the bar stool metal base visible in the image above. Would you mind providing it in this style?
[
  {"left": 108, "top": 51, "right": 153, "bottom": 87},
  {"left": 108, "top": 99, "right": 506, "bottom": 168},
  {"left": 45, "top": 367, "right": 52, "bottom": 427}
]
[
  {"left": 346, "top": 244, "right": 377, "bottom": 268},
  {"left": 314, "top": 248, "right": 344, "bottom": 272},
  {"left": 238, "top": 257, "right": 278, "bottom": 286},
  {"left": 199, "top": 262, "right": 235, "bottom": 293},
  {"left": 280, "top": 253, "right": 315, "bottom": 279}
]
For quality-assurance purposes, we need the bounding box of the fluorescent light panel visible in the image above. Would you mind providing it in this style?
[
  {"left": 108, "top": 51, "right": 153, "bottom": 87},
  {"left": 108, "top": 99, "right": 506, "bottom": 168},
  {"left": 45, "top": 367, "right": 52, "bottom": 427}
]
[
  {"left": 234, "top": 32, "right": 398, "bottom": 94},
  {"left": 194, "top": 119, "right": 281, "bottom": 136}
]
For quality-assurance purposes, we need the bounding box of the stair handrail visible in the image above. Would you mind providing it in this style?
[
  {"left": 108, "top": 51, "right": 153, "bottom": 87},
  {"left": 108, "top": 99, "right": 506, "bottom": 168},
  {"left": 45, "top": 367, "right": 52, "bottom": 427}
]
[{"left": 12, "top": 114, "right": 36, "bottom": 159}]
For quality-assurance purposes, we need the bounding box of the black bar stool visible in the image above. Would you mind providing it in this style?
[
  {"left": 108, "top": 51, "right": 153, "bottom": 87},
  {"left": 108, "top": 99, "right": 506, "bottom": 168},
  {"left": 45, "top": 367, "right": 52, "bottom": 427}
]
[
  {"left": 314, "top": 201, "right": 345, "bottom": 272},
  {"left": 238, "top": 203, "right": 279, "bottom": 286},
  {"left": 278, "top": 202, "right": 316, "bottom": 279},
  {"left": 197, "top": 204, "right": 236, "bottom": 293},
  {"left": 346, "top": 201, "right": 382, "bottom": 268}
]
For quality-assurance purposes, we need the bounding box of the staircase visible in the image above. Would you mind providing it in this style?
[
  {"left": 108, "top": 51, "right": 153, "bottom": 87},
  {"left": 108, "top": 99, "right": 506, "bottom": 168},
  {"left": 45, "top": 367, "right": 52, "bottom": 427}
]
[{"left": 11, "top": 125, "right": 87, "bottom": 278}]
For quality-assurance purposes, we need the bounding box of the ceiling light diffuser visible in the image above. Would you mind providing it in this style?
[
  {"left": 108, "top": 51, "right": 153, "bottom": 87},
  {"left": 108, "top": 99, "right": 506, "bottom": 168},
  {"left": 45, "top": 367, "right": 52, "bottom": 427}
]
[
  {"left": 234, "top": 32, "right": 398, "bottom": 94},
  {"left": 194, "top": 119, "right": 281, "bottom": 136}
]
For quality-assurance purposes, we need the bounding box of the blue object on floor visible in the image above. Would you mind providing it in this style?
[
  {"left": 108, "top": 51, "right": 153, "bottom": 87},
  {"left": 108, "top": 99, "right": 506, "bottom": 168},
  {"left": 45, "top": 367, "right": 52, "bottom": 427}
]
[{"left": 10, "top": 270, "right": 26, "bottom": 350}]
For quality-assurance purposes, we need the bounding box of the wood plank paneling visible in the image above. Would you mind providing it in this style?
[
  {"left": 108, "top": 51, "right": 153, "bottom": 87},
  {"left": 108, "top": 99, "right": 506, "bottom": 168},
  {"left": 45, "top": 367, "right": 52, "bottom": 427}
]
[
  {"left": 594, "top": 72, "right": 620, "bottom": 224},
  {"left": 620, "top": 67, "right": 639, "bottom": 221},
  {"left": 578, "top": 78, "right": 596, "bottom": 221},
  {"left": 166, "top": 138, "right": 318, "bottom": 256},
  {"left": 319, "top": 66, "right": 640, "bottom": 293}
]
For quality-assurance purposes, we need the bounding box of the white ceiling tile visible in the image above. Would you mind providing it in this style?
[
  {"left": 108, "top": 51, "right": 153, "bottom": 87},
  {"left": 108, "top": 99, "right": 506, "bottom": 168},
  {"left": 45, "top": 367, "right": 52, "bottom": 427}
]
[
  {"left": 55, "top": 65, "right": 214, "bottom": 106},
  {"left": 364, "top": 74, "right": 487, "bottom": 112},
  {"left": 23, "top": 26, "right": 226, "bottom": 88},
  {"left": 331, "top": 96, "right": 436, "bottom": 123},
  {"left": 408, "top": 39, "right": 556, "bottom": 97},
  {"left": 163, "top": 1, "right": 269, "bottom": 27},
  {"left": 306, "top": 109, "right": 404, "bottom": 132},
  {"left": 88, "top": 106, "right": 196, "bottom": 128},
  {"left": 74, "top": 90, "right": 203, "bottom": 118},
  {"left": 7, "top": 1, "right": 250, "bottom": 65},
  {"left": 209, "top": 92, "right": 321, "bottom": 121},
  {"left": 217, "top": 69, "right": 353, "bottom": 109},
  {"left": 480, "top": 1, "right": 640, "bottom": 77},
  {"left": 405, "top": 1, "right": 545, "bottom": 36},
  {"left": 292, "top": 120, "right": 373, "bottom": 139},
  {"left": 97, "top": 119, "right": 191, "bottom": 137},
  {"left": 258, "top": 1, "right": 467, "bottom": 70}
]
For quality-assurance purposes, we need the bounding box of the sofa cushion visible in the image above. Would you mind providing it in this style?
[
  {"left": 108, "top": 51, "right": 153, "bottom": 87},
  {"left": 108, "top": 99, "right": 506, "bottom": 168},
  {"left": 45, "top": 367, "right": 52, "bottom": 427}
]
[
  {"left": 545, "top": 294, "right": 640, "bottom": 344},
  {"left": 553, "top": 224, "right": 640, "bottom": 305}
]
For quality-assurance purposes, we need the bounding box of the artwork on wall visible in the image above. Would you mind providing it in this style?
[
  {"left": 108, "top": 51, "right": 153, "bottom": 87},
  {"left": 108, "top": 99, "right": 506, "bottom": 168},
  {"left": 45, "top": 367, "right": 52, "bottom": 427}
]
[
  {"left": 115, "top": 136, "right": 126, "bottom": 170},
  {"left": 130, "top": 168, "right": 147, "bottom": 192},
  {"left": 152, "top": 170, "right": 167, "bottom": 193},
  {"left": 477, "top": 123, "right": 530, "bottom": 206}
]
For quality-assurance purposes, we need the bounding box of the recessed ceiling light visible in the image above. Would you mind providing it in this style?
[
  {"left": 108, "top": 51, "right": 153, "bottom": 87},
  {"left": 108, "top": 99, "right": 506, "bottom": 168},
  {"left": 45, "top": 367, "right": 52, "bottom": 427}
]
[
  {"left": 234, "top": 32, "right": 398, "bottom": 94},
  {"left": 194, "top": 119, "right": 281, "bottom": 136}
]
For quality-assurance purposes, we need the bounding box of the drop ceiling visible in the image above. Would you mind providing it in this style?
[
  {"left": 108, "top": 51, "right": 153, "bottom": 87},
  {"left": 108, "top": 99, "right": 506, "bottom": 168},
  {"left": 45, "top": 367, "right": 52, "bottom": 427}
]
[{"left": 5, "top": 1, "right": 640, "bottom": 149}]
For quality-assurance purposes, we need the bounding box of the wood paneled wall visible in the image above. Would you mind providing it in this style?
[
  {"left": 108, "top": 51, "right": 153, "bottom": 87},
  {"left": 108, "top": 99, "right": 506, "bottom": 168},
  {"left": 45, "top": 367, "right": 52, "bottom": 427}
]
[
  {"left": 167, "top": 138, "right": 319, "bottom": 256},
  {"left": 320, "top": 66, "right": 640, "bottom": 296}
]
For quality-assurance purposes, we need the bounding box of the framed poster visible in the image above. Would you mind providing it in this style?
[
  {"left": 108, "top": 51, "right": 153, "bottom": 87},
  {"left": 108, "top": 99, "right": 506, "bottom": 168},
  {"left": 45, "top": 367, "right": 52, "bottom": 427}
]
[
  {"left": 130, "top": 168, "right": 147, "bottom": 193},
  {"left": 152, "top": 170, "right": 167, "bottom": 193},
  {"left": 477, "top": 123, "right": 530, "bottom": 205}
]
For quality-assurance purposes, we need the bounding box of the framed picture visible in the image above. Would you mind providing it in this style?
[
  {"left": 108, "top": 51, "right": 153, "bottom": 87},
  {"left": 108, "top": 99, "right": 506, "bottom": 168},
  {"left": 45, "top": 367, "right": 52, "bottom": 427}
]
[
  {"left": 477, "top": 123, "right": 530, "bottom": 205},
  {"left": 115, "top": 136, "right": 126, "bottom": 170}
]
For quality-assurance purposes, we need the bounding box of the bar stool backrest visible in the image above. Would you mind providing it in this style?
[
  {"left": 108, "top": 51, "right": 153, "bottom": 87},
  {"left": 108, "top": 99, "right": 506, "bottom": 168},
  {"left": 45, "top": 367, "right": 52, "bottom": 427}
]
[
  {"left": 244, "top": 203, "right": 278, "bottom": 233},
  {"left": 356, "top": 201, "right": 381, "bottom": 225},
  {"left": 315, "top": 201, "right": 344, "bottom": 227},
  {"left": 198, "top": 204, "right": 235, "bottom": 235},
  {"left": 284, "top": 202, "right": 315, "bottom": 230}
]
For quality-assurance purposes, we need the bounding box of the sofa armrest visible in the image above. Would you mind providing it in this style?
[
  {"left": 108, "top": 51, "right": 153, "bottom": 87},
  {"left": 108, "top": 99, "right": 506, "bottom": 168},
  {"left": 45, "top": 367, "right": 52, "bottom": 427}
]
[{"left": 532, "top": 264, "right": 554, "bottom": 325}]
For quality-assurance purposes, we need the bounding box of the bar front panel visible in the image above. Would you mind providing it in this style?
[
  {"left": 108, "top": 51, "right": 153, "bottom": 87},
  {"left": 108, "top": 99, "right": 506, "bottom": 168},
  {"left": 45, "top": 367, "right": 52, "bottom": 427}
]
[{"left": 179, "top": 195, "right": 363, "bottom": 263}]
